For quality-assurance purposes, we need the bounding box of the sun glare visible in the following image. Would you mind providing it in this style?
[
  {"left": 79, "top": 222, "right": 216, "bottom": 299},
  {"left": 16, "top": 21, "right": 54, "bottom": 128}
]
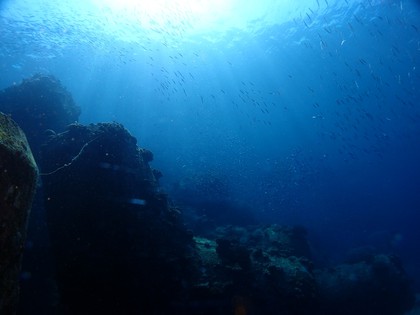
[
  {"left": 89, "top": 0, "right": 300, "bottom": 43},
  {"left": 94, "top": 0, "right": 231, "bottom": 34}
]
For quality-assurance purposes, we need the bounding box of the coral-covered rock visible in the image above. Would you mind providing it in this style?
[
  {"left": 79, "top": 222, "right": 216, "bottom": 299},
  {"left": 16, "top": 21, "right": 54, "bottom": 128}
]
[
  {"left": 189, "top": 225, "right": 319, "bottom": 315},
  {"left": 40, "top": 122, "right": 195, "bottom": 315},
  {"left": 0, "top": 74, "right": 80, "bottom": 160},
  {"left": 212, "top": 224, "right": 312, "bottom": 259},
  {"left": 0, "top": 113, "right": 38, "bottom": 315}
]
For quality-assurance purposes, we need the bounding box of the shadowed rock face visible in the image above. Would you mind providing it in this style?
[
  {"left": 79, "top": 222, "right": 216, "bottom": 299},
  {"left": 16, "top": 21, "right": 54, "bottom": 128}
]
[
  {"left": 0, "top": 74, "right": 80, "bottom": 160},
  {"left": 0, "top": 113, "right": 38, "bottom": 315},
  {"left": 39, "top": 122, "right": 195, "bottom": 315}
]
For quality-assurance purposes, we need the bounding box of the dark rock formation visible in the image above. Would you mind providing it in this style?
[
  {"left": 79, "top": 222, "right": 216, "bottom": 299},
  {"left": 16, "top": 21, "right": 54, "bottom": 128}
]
[
  {"left": 188, "top": 225, "right": 415, "bottom": 315},
  {"left": 315, "top": 254, "right": 415, "bottom": 315},
  {"left": 0, "top": 113, "right": 38, "bottom": 315},
  {"left": 0, "top": 74, "right": 80, "bottom": 160},
  {"left": 39, "top": 122, "right": 195, "bottom": 315}
]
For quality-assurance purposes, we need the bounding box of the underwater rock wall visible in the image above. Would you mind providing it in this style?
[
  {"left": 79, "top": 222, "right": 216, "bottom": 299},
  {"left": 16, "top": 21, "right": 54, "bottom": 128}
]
[{"left": 0, "top": 113, "right": 38, "bottom": 315}]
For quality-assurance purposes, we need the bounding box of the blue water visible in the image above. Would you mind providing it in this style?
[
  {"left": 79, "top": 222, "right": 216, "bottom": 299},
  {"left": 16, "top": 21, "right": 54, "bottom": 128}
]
[{"left": 1, "top": 0, "right": 420, "bottom": 288}]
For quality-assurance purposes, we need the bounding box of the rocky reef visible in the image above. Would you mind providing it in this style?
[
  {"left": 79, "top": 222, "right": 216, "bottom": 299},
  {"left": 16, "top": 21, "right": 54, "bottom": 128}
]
[
  {"left": 190, "top": 225, "right": 415, "bottom": 315},
  {"left": 0, "top": 113, "right": 38, "bottom": 314},
  {"left": 190, "top": 225, "right": 318, "bottom": 315},
  {"left": 37, "top": 118, "right": 415, "bottom": 314},
  {"left": 38, "top": 121, "right": 322, "bottom": 315},
  {"left": 0, "top": 75, "right": 415, "bottom": 315}
]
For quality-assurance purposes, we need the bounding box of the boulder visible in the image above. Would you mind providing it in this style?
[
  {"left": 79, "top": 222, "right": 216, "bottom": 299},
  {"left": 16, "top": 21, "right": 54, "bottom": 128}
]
[{"left": 0, "top": 113, "right": 38, "bottom": 315}]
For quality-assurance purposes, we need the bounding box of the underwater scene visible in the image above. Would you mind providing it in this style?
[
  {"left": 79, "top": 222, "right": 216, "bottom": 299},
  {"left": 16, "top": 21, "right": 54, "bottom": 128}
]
[{"left": 0, "top": 0, "right": 420, "bottom": 314}]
